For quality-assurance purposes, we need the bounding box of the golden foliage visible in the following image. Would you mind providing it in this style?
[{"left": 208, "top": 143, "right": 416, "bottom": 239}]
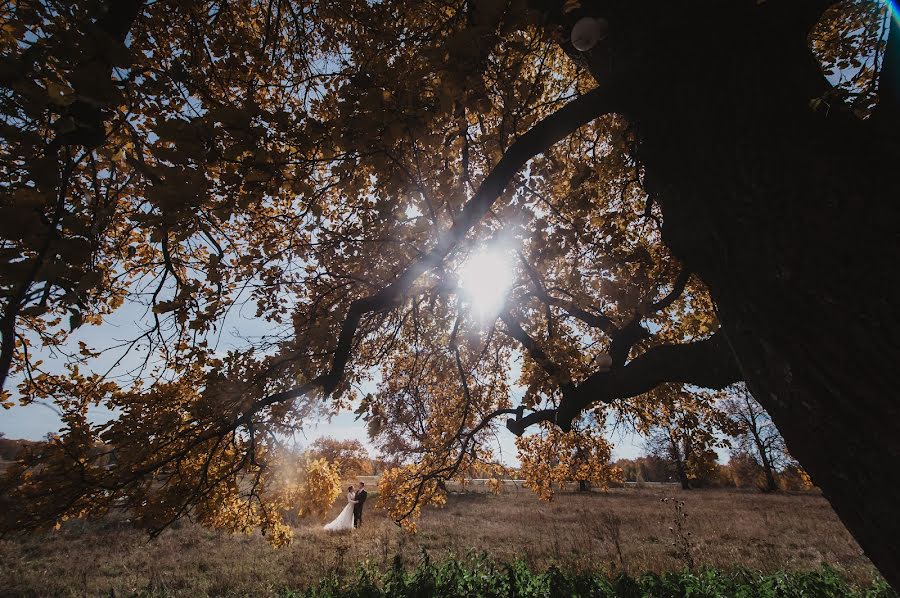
[
  {"left": 377, "top": 465, "right": 447, "bottom": 532},
  {"left": 516, "top": 422, "right": 621, "bottom": 501},
  {"left": 295, "top": 458, "right": 343, "bottom": 521}
]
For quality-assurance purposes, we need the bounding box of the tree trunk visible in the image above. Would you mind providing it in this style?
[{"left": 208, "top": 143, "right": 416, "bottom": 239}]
[
  {"left": 669, "top": 436, "right": 691, "bottom": 490},
  {"left": 750, "top": 429, "right": 779, "bottom": 493},
  {"left": 616, "top": 2, "right": 900, "bottom": 588},
  {"left": 758, "top": 450, "right": 779, "bottom": 494},
  {"left": 578, "top": 479, "right": 591, "bottom": 492},
  {"left": 674, "top": 461, "right": 690, "bottom": 491}
]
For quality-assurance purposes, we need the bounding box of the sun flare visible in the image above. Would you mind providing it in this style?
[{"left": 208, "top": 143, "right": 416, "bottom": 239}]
[{"left": 458, "top": 249, "right": 515, "bottom": 319}]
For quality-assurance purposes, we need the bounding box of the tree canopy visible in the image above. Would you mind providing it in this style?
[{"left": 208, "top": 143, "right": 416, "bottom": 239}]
[{"left": 0, "top": 0, "right": 896, "bottom": 585}]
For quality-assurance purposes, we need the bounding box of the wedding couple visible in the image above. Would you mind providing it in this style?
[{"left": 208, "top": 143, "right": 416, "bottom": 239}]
[{"left": 323, "top": 481, "right": 367, "bottom": 532}]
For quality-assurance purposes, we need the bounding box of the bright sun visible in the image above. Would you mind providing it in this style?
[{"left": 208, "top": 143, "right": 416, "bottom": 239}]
[{"left": 458, "top": 249, "right": 515, "bottom": 319}]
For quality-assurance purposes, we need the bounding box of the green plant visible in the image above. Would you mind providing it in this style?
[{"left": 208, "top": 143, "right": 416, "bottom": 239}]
[{"left": 287, "top": 554, "right": 897, "bottom": 598}]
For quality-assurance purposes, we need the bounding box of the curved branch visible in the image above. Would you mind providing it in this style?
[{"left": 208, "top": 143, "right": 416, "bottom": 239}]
[
  {"left": 606, "top": 267, "right": 690, "bottom": 368},
  {"left": 648, "top": 267, "right": 691, "bottom": 314},
  {"left": 558, "top": 331, "right": 741, "bottom": 429},
  {"left": 517, "top": 290, "right": 616, "bottom": 335},
  {"left": 504, "top": 331, "right": 741, "bottom": 435}
]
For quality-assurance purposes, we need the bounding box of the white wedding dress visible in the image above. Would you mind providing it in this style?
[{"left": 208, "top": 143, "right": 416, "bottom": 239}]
[{"left": 323, "top": 491, "right": 357, "bottom": 532}]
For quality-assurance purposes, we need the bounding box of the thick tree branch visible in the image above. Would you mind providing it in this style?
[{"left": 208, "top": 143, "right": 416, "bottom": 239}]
[
  {"left": 505, "top": 331, "right": 741, "bottom": 435},
  {"left": 505, "top": 408, "right": 555, "bottom": 436},
  {"left": 608, "top": 316, "right": 651, "bottom": 367},
  {"left": 559, "top": 331, "right": 741, "bottom": 430},
  {"left": 531, "top": 0, "right": 841, "bottom": 95},
  {"left": 548, "top": 298, "right": 617, "bottom": 334},
  {"left": 607, "top": 267, "right": 689, "bottom": 367}
]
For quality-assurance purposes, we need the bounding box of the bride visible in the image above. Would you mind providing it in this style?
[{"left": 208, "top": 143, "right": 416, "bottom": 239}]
[{"left": 323, "top": 485, "right": 358, "bottom": 532}]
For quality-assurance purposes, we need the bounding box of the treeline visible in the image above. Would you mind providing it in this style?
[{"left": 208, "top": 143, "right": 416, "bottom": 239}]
[
  {"left": 307, "top": 431, "right": 814, "bottom": 495},
  {"left": 612, "top": 455, "right": 812, "bottom": 492},
  {"left": 0, "top": 434, "right": 117, "bottom": 468},
  {"left": 0, "top": 436, "right": 39, "bottom": 462}
]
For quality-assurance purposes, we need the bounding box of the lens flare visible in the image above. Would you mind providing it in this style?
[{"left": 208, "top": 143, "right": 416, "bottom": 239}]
[{"left": 458, "top": 249, "right": 515, "bottom": 320}]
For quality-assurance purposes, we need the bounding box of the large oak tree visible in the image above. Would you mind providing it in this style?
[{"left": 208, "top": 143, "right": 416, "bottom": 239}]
[{"left": 1, "top": 0, "right": 897, "bottom": 588}]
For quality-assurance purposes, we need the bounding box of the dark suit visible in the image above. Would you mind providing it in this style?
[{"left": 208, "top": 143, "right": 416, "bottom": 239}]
[{"left": 353, "top": 488, "right": 367, "bottom": 528}]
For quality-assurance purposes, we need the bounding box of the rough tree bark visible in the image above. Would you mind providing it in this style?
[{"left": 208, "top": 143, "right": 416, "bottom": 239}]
[{"left": 570, "top": 0, "right": 900, "bottom": 588}]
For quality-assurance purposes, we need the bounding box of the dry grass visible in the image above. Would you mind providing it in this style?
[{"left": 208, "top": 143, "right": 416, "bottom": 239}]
[{"left": 0, "top": 486, "right": 877, "bottom": 597}]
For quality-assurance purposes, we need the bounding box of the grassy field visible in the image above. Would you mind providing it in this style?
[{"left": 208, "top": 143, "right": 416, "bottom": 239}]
[{"left": 0, "top": 486, "right": 883, "bottom": 597}]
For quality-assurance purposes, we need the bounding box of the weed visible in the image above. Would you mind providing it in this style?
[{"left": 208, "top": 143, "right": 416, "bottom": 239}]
[{"left": 662, "top": 496, "right": 694, "bottom": 569}]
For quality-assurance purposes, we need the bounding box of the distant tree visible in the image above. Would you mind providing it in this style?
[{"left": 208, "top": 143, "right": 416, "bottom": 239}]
[
  {"left": 646, "top": 427, "right": 688, "bottom": 489},
  {"left": 723, "top": 385, "right": 792, "bottom": 493},
  {"left": 369, "top": 455, "right": 399, "bottom": 476},
  {"left": 0, "top": 437, "right": 40, "bottom": 462},
  {"left": 614, "top": 455, "right": 673, "bottom": 484},
  {"left": 0, "top": 437, "right": 15, "bottom": 462},
  {"left": 726, "top": 450, "right": 765, "bottom": 489},
  {"left": 640, "top": 455, "right": 671, "bottom": 484},
  {"left": 308, "top": 437, "right": 371, "bottom": 478},
  {"left": 516, "top": 417, "right": 621, "bottom": 499},
  {"left": 637, "top": 385, "right": 737, "bottom": 489},
  {"left": 646, "top": 424, "right": 722, "bottom": 490},
  {"left": 779, "top": 464, "right": 815, "bottom": 492}
]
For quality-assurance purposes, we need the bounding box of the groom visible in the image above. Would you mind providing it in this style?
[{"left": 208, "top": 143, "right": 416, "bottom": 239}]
[{"left": 352, "top": 481, "right": 367, "bottom": 528}]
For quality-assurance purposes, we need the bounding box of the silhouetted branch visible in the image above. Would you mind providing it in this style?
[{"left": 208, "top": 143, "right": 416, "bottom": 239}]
[{"left": 504, "top": 331, "right": 741, "bottom": 435}]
